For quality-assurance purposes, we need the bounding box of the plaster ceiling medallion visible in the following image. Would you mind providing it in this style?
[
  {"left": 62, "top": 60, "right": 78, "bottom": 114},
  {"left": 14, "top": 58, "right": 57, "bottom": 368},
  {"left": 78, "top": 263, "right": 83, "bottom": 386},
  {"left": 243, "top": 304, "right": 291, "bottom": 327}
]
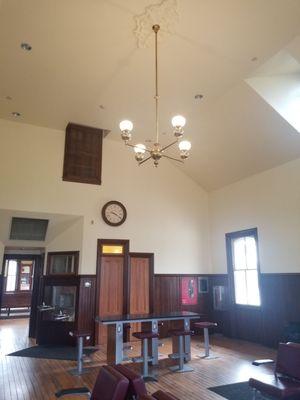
[{"left": 134, "top": 0, "right": 179, "bottom": 48}]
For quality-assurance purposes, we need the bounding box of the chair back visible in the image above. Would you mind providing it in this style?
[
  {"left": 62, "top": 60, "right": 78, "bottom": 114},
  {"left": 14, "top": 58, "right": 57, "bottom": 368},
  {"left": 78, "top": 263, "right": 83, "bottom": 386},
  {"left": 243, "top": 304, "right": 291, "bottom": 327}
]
[
  {"left": 113, "top": 364, "right": 147, "bottom": 399},
  {"left": 275, "top": 342, "right": 300, "bottom": 380},
  {"left": 91, "top": 365, "right": 129, "bottom": 400}
]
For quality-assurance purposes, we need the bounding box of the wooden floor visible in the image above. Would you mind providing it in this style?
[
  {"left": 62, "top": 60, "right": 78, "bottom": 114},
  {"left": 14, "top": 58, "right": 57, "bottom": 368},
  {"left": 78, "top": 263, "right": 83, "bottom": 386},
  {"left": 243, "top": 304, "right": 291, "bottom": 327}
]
[{"left": 0, "top": 318, "right": 276, "bottom": 400}]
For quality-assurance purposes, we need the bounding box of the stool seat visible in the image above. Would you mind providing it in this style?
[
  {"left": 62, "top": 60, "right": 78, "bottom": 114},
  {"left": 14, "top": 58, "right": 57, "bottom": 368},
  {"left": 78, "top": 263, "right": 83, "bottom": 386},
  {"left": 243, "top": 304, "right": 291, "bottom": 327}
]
[
  {"left": 194, "top": 321, "right": 217, "bottom": 329},
  {"left": 169, "top": 330, "right": 194, "bottom": 337},
  {"left": 69, "top": 330, "right": 91, "bottom": 338},
  {"left": 132, "top": 331, "right": 159, "bottom": 340}
]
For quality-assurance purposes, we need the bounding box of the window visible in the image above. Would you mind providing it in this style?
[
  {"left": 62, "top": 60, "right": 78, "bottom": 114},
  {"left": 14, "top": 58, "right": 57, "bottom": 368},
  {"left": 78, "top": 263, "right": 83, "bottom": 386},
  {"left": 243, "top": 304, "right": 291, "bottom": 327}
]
[
  {"left": 46, "top": 251, "right": 79, "bottom": 275},
  {"left": 226, "top": 229, "right": 261, "bottom": 306}
]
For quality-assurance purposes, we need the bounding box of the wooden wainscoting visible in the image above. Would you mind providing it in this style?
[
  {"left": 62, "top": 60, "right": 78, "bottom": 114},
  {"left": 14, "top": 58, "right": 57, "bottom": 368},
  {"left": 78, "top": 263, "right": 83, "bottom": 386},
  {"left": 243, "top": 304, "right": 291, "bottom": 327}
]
[
  {"left": 153, "top": 274, "right": 210, "bottom": 337},
  {"left": 206, "top": 273, "right": 300, "bottom": 348}
]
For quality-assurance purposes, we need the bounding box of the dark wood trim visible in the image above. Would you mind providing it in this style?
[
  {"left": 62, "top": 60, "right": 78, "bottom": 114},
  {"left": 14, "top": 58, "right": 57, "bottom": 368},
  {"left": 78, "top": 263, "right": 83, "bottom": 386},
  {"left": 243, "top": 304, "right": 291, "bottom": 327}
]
[
  {"left": 129, "top": 252, "right": 155, "bottom": 313},
  {"left": 46, "top": 251, "right": 79, "bottom": 276},
  {"left": 95, "top": 239, "right": 130, "bottom": 343}
]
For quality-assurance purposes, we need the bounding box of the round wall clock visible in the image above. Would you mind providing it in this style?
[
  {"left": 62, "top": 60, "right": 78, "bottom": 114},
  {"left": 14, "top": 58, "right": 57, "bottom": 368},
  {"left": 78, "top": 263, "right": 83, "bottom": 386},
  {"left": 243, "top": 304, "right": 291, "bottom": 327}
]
[{"left": 101, "top": 201, "right": 127, "bottom": 226}]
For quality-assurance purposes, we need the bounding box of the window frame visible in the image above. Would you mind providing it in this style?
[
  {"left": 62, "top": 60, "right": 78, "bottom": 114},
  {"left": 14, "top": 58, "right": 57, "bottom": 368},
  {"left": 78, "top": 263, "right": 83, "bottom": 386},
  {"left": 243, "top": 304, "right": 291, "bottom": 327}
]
[{"left": 225, "top": 228, "right": 262, "bottom": 309}]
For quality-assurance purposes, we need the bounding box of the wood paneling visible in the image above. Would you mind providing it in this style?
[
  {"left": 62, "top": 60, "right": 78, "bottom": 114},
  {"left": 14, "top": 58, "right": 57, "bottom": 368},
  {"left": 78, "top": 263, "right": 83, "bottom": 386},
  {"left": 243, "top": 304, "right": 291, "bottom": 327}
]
[
  {"left": 153, "top": 275, "right": 209, "bottom": 337},
  {"left": 77, "top": 275, "right": 96, "bottom": 345},
  {"left": 98, "top": 256, "right": 124, "bottom": 345},
  {"left": 63, "top": 123, "right": 103, "bottom": 185},
  {"left": 205, "top": 273, "right": 300, "bottom": 348}
]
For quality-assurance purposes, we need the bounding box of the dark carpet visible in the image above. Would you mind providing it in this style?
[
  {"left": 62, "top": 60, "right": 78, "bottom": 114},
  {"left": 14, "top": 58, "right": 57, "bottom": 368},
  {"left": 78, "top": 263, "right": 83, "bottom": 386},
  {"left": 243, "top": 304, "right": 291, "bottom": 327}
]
[
  {"left": 208, "top": 381, "right": 276, "bottom": 400},
  {"left": 8, "top": 345, "right": 98, "bottom": 361}
]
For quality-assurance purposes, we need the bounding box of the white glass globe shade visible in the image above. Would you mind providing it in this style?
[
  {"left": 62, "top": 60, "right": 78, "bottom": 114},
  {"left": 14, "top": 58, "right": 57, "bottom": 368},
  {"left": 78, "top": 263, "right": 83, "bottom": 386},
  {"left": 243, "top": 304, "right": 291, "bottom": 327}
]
[
  {"left": 119, "top": 120, "right": 133, "bottom": 132},
  {"left": 179, "top": 140, "right": 191, "bottom": 151},
  {"left": 134, "top": 143, "right": 146, "bottom": 154},
  {"left": 171, "top": 115, "right": 186, "bottom": 128}
]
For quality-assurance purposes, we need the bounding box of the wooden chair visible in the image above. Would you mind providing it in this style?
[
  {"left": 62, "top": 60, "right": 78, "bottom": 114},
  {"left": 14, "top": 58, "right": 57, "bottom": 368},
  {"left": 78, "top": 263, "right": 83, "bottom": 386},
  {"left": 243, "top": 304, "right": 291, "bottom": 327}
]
[{"left": 249, "top": 342, "right": 300, "bottom": 399}]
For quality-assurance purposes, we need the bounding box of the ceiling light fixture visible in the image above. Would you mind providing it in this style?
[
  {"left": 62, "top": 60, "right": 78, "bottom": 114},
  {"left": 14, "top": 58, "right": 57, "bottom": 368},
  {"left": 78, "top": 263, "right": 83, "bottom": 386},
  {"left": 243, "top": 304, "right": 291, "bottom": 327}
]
[
  {"left": 20, "top": 42, "right": 32, "bottom": 51},
  {"left": 119, "top": 24, "right": 191, "bottom": 167},
  {"left": 11, "top": 112, "right": 21, "bottom": 117}
]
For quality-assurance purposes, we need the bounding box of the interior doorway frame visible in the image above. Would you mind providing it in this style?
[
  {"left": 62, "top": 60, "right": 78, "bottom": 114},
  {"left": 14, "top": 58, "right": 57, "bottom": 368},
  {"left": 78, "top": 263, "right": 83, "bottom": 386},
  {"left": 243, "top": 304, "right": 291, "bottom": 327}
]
[{"left": 0, "top": 253, "right": 44, "bottom": 338}]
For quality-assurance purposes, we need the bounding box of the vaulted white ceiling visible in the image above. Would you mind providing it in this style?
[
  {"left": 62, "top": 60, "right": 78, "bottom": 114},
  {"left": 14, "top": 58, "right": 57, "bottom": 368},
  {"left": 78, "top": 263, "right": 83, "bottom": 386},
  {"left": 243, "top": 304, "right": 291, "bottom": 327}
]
[{"left": 1, "top": 0, "right": 300, "bottom": 190}]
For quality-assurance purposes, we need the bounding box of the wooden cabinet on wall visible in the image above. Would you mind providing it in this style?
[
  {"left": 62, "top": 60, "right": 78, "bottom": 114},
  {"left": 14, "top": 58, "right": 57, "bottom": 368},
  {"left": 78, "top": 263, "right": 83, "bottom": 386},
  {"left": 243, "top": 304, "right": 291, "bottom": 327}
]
[{"left": 63, "top": 123, "right": 103, "bottom": 185}]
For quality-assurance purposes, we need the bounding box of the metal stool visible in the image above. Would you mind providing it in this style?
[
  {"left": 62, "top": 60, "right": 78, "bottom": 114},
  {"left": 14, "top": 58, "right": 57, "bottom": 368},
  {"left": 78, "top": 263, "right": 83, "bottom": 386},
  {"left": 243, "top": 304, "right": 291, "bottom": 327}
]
[
  {"left": 68, "top": 330, "right": 91, "bottom": 375},
  {"left": 132, "top": 331, "right": 159, "bottom": 382},
  {"left": 194, "top": 321, "right": 218, "bottom": 359},
  {"left": 168, "top": 329, "right": 194, "bottom": 373}
]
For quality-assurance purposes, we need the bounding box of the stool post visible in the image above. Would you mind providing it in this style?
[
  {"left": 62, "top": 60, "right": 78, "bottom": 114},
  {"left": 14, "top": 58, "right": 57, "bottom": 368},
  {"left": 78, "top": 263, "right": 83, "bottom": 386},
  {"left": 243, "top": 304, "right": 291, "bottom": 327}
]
[
  {"left": 142, "top": 338, "right": 149, "bottom": 377},
  {"left": 204, "top": 327, "right": 210, "bottom": 357},
  {"left": 77, "top": 336, "right": 83, "bottom": 375},
  {"left": 179, "top": 335, "right": 184, "bottom": 370},
  {"left": 184, "top": 318, "right": 191, "bottom": 362}
]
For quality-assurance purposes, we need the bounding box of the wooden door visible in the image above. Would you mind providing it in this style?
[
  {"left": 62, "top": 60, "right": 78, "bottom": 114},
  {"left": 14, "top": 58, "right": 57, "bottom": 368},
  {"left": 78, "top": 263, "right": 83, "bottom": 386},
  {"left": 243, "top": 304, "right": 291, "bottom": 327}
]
[
  {"left": 129, "top": 253, "right": 154, "bottom": 340},
  {"left": 98, "top": 256, "right": 124, "bottom": 345}
]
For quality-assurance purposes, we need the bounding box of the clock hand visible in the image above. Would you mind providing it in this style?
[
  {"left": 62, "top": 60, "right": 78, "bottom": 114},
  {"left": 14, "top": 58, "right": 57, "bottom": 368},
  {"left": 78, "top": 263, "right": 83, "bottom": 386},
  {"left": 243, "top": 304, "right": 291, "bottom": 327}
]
[{"left": 111, "top": 211, "right": 121, "bottom": 219}]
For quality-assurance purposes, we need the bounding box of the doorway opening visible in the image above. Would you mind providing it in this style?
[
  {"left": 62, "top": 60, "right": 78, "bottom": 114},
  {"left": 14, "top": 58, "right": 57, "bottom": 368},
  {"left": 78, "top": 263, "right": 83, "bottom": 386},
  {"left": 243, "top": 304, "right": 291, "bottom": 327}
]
[{"left": 0, "top": 251, "right": 44, "bottom": 339}]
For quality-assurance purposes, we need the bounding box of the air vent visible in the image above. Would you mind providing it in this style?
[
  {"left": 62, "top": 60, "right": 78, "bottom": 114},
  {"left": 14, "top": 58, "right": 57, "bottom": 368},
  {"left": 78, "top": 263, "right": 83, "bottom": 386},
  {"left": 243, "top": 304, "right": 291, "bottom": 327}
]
[{"left": 10, "top": 217, "right": 49, "bottom": 241}]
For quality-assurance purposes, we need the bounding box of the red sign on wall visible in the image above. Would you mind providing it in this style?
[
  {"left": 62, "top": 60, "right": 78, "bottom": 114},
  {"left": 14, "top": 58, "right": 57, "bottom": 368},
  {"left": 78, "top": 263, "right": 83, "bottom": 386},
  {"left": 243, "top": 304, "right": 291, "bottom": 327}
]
[{"left": 181, "top": 277, "right": 198, "bottom": 305}]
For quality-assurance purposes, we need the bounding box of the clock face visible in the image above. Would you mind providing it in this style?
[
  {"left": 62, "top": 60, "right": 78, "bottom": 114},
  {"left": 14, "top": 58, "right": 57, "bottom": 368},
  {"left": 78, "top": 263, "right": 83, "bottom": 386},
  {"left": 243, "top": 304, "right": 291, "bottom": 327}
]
[{"left": 102, "top": 201, "right": 127, "bottom": 226}]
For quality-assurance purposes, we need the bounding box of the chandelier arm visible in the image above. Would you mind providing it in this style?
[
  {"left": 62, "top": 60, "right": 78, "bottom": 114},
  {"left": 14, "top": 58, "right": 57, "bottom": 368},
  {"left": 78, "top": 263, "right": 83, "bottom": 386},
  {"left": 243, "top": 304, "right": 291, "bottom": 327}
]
[
  {"left": 161, "top": 154, "right": 184, "bottom": 163},
  {"left": 161, "top": 139, "right": 179, "bottom": 152},
  {"left": 138, "top": 155, "right": 152, "bottom": 165},
  {"left": 125, "top": 143, "right": 151, "bottom": 153}
]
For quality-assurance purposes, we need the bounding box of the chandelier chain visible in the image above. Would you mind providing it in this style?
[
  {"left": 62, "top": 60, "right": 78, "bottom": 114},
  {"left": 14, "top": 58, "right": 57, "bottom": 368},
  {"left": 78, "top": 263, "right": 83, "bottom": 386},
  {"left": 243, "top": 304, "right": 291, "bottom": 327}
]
[{"left": 154, "top": 25, "right": 159, "bottom": 145}]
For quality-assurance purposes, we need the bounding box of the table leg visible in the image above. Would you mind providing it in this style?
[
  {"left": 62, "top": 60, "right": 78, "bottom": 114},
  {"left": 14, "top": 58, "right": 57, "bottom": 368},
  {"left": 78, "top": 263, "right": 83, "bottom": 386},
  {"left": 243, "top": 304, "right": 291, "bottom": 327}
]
[
  {"left": 184, "top": 318, "right": 191, "bottom": 362},
  {"left": 151, "top": 319, "right": 158, "bottom": 365},
  {"left": 115, "top": 322, "right": 124, "bottom": 364}
]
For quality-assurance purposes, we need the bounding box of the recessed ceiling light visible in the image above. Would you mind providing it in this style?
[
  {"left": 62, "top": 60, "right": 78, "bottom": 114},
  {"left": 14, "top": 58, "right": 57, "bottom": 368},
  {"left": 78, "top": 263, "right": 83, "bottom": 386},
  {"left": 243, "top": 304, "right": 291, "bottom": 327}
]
[
  {"left": 195, "top": 94, "right": 203, "bottom": 100},
  {"left": 12, "top": 112, "right": 21, "bottom": 117},
  {"left": 20, "top": 42, "right": 32, "bottom": 51}
]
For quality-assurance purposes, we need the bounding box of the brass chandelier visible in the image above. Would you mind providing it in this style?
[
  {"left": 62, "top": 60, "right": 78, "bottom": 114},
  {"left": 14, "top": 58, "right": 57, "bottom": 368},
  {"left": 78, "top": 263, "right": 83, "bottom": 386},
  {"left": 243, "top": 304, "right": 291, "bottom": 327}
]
[{"left": 119, "top": 24, "right": 191, "bottom": 167}]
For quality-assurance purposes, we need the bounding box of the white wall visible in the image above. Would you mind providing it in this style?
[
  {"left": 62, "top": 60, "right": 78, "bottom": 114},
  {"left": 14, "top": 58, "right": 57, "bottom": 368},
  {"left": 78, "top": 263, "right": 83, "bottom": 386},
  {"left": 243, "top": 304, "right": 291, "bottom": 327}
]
[
  {"left": 45, "top": 217, "right": 84, "bottom": 273},
  {"left": 0, "top": 241, "right": 4, "bottom": 269},
  {"left": 210, "top": 158, "right": 300, "bottom": 274},
  {"left": 0, "top": 119, "right": 210, "bottom": 274}
]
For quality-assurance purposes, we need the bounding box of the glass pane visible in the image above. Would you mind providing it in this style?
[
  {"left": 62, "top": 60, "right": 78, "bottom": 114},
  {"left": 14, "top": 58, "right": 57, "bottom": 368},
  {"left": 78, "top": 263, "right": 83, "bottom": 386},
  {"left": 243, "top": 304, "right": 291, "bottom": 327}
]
[
  {"left": 102, "top": 245, "right": 123, "bottom": 254},
  {"left": 7, "top": 260, "right": 17, "bottom": 276},
  {"left": 43, "top": 285, "right": 76, "bottom": 322},
  {"left": 233, "top": 238, "right": 246, "bottom": 270},
  {"left": 246, "top": 270, "right": 261, "bottom": 306},
  {"left": 245, "top": 236, "right": 257, "bottom": 269},
  {"left": 234, "top": 270, "right": 247, "bottom": 305},
  {"left": 50, "top": 255, "right": 75, "bottom": 274},
  {"left": 6, "top": 260, "right": 17, "bottom": 291}
]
